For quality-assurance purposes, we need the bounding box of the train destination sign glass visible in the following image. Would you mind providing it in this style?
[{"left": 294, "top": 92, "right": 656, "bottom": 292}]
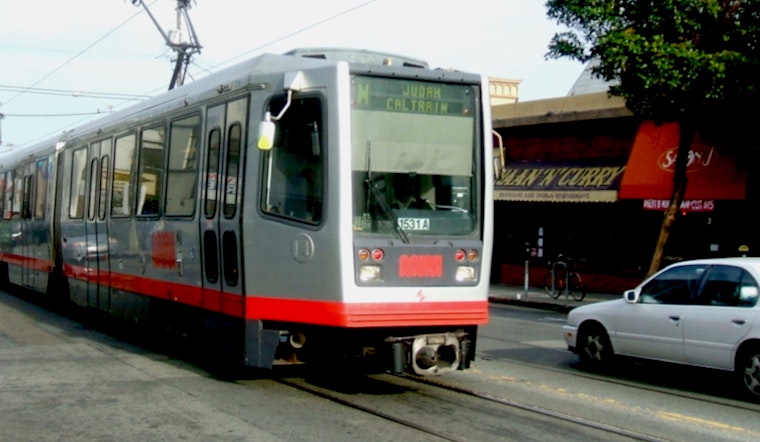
[{"left": 352, "top": 76, "right": 473, "bottom": 116}]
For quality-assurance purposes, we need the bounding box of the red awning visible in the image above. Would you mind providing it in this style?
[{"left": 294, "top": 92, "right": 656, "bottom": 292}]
[{"left": 619, "top": 121, "right": 746, "bottom": 200}]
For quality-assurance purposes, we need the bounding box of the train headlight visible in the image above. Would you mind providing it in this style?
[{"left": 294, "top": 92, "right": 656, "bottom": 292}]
[
  {"left": 455, "top": 266, "right": 476, "bottom": 282},
  {"left": 360, "top": 265, "right": 382, "bottom": 282}
]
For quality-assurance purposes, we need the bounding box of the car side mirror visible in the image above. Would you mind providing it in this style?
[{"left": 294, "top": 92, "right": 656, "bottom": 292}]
[{"left": 624, "top": 289, "right": 639, "bottom": 304}]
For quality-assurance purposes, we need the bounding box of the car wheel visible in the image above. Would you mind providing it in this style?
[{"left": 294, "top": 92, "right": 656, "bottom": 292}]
[
  {"left": 577, "top": 324, "right": 613, "bottom": 369},
  {"left": 737, "top": 346, "right": 760, "bottom": 401}
]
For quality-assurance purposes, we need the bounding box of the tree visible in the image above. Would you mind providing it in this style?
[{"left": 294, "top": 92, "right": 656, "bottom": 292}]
[{"left": 545, "top": 0, "right": 760, "bottom": 275}]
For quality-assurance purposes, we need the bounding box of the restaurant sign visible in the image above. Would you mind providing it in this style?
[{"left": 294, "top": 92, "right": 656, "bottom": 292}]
[{"left": 495, "top": 162, "right": 626, "bottom": 202}]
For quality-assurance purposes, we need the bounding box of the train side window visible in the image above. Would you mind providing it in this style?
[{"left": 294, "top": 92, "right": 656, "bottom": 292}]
[
  {"left": 99, "top": 154, "right": 109, "bottom": 221},
  {"left": 0, "top": 171, "right": 5, "bottom": 219},
  {"left": 34, "top": 159, "right": 48, "bottom": 219},
  {"left": 87, "top": 158, "right": 99, "bottom": 221},
  {"left": 22, "top": 174, "right": 33, "bottom": 220},
  {"left": 2, "top": 171, "right": 13, "bottom": 220},
  {"left": 69, "top": 147, "right": 88, "bottom": 219},
  {"left": 112, "top": 134, "right": 136, "bottom": 217},
  {"left": 204, "top": 128, "right": 221, "bottom": 218},
  {"left": 261, "top": 96, "right": 324, "bottom": 224},
  {"left": 166, "top": 114, "right": 200, "bottom": 216},
  {"left": 223, "top": 123, "right": 242, "bottom": 218},
  {"left": 13, "top": 168, "right": 24, "bottom": 219},
  {"left": 136, "top": 125, "right": 165, "bottom": 216}
]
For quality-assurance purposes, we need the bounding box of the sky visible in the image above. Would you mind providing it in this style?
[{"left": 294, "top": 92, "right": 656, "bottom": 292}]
[{"left": 0, "top": 0, "right": 585, "bottom": 149}]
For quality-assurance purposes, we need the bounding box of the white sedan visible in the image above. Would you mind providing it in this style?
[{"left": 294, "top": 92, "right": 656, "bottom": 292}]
[{"left": 562, "top": 257, "right": 760, "bottom": 400}]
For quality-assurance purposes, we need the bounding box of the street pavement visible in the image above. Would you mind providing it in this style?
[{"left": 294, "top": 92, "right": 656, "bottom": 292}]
[
  {"left": 488, "top": 283, "right": 621, "bottom": 312},
  {"left": 0, "top": 284, "right": 621, "bottom": 441}
]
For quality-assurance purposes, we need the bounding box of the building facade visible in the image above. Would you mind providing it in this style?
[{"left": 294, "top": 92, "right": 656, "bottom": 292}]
[{"left": 491, "top": 92, "right": 755, "bottom": 293}]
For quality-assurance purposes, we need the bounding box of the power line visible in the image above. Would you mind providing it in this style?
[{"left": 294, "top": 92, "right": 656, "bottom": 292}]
[
  {"left": 202, "top": 0, "right": 378, "bottom": 71},
  {"left": 0, "top": 85, "right": 151, "bottom": 101},
  {"left": 1, "top": 111, "right": 108, "bottom": 118},
  {"left": 0, "top": 2, "right": 151, "bottom": 107},
  {"left": 1, "top": 0, "right": 377, "bottom": 140}
]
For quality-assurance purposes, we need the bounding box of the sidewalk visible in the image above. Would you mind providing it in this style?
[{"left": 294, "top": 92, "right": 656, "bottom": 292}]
[{"left": 489, "top": 283, "right": 621, "bottom": 312}]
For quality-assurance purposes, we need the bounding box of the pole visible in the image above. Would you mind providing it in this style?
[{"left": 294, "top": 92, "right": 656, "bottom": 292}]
[
  {"left": 519, "top": 242, "right": 530, "bottom": 300},
  {"left": 521, "top": 258, "right": 529, "bottom": 300}
]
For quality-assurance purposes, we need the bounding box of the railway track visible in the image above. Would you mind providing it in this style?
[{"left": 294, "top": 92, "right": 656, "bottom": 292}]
[{"left": 242, "top": 371, "right": 664, "bottom": 442}]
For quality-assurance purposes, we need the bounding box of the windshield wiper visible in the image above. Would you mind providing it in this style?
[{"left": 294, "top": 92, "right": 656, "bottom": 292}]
[{"left": 365, "top": 141, "right": 409, "bottom": 244}]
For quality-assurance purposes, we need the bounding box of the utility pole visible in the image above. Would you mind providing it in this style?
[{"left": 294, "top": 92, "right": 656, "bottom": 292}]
[{"left": 131, "top": 0, "right": 202, "bottom": 90}]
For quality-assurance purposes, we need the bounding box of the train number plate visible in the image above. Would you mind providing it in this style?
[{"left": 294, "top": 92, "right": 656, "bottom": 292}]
[{"left": 398, "top": 218, "right": 430, "bottom": 231}]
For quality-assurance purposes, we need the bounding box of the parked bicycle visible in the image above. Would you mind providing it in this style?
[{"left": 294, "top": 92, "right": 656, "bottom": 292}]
[{"left": 543, "top": 254, "right": 586, "bottom": 301}]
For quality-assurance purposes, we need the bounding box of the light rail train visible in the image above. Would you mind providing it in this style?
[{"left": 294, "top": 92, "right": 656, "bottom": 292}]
[{"left": 0, "top": 48, "right": 493, "bottom": 375}]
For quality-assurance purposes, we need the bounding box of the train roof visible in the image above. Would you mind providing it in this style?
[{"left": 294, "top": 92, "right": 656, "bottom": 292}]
[{"left": 0, "top": 48, "right": 482, "bottom": 168}]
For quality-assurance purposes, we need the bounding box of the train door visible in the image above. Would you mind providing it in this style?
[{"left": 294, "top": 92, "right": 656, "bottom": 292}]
[
  {"left": 85, "top": 139, "right": 112, "bottom": 311},
  {"left": 23, "top": 157, "right": 52, "bottom": 293},
  {"left": 201, "top": 98, "right": 248, "bottom": 316}
]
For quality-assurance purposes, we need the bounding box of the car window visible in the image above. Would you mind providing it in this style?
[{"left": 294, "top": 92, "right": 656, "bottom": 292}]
[
  {"left": 697, "top": 265, "right": 759, "bottom": 307},
  {"left": 640, "top": 264, "right": 707, "bottom": 305}
]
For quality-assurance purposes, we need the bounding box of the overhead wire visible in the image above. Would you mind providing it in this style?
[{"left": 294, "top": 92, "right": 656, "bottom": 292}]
[
  {"left": 1, "top": 0, "right": 378, "bottom": 145},
  {"left": 0, "top": 85, "right": 151, "bottom": 101},
  {"left": 1, "top": 3, "right": 151, "bottom": 108},
  {"left": 199, "top": 0, "right": 378, "bottom": 73}
]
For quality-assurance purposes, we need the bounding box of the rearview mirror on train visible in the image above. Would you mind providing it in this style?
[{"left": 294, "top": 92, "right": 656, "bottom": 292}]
[
  {"left": 257, "top": 113, "right": 275, "bottom": 150},
  {"left": 257, "top": 70, "right": 304, "bottom": 151}
]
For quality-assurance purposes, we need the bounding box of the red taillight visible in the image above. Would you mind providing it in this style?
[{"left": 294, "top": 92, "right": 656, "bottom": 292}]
[
  {"left": 371, "top": 248, "right": 384, "bottom": 262},
  {"left": 455, "top": 249, "right": 479, "bottom": 262}
]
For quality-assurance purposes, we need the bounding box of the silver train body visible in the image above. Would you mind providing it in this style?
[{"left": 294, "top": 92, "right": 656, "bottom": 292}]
[{"left": 0, "top": 49, "right": 493, "bottom": 375}]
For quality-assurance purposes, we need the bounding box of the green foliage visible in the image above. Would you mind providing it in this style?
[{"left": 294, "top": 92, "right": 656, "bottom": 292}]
[{"left": 546, "top": 0, "right": 760, "bottom": 122}]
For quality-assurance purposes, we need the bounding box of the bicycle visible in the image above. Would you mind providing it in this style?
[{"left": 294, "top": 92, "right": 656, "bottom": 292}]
[{"left": 543, "top": 254, "right": 586, "bottom": 301}]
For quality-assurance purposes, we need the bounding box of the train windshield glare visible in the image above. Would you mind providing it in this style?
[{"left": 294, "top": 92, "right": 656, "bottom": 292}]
[{"left": 351, "top": 75, "right": 478, "bottom": 237}]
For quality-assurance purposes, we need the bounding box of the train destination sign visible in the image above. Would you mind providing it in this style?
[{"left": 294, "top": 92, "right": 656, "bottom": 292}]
[{"left": 352, "top": 76, "right": 473, "bottom": 116}]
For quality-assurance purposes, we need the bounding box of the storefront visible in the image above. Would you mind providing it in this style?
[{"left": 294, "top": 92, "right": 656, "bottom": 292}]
[{"left": 493, "top": 114, "right": 752, "bottom": 293}]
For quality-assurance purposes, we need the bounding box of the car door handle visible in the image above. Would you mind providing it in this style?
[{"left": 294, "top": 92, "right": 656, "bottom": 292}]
[
  {"left": 732, "top": 319, "right": 747, "bottom": 325},
  {"left": 669, "top": 315, "right": 681, "bottom": 321}
]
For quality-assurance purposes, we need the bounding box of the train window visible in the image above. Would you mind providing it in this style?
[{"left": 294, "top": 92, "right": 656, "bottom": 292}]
[
  {"left": 136, "top": 125, "right": 165, "bottom": 216},
  {"left": 88, "top": 159, "right": 99, "bottom": 221},
  {"left": 13, "top": 168, "right": 24, "bottom": 218},
  {"left": 261, "top": 96, "right": 324, "bottom": 224},
  {"left": 166, "top": 114, "right": 200, "bottom": 216},
  {"left": 223, "top": 123, "right": 242, "bottom": 218},
  {"left": 34, "top": 159, "right": 48, "bottom": 219},
  {"left": 204, "top": 128, "right": 221, "bottom": 218},
  {"left": 2, "top": 171, "right": 12, "bottom": 219},
  {"left": 22, "top": 174, "right": 33, "bottom": 220},
  {"left": 99, "top": 154, "right": 109, "bottom": 220},
  {"left": 69, "top": 147, "right": 88, "bottom": 219},
  {"left": 0, "top": 171, "right": 5, "bottom": 219},
  {"left": 112, "top": 134, "right": 136, "bottom": 217}
]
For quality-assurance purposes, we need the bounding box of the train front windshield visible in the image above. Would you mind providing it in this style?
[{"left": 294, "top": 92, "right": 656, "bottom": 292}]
[{"left": 351, "top": 75, "right": 480, "bottom": 239}]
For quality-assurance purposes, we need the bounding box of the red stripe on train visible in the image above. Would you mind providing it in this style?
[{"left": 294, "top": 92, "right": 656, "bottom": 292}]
[
  {"left": 244, "top": 296, "right": 489, "bottom": 327},
  {"left": 4, "top": 257, "right": 487, "bottom": 327}
]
